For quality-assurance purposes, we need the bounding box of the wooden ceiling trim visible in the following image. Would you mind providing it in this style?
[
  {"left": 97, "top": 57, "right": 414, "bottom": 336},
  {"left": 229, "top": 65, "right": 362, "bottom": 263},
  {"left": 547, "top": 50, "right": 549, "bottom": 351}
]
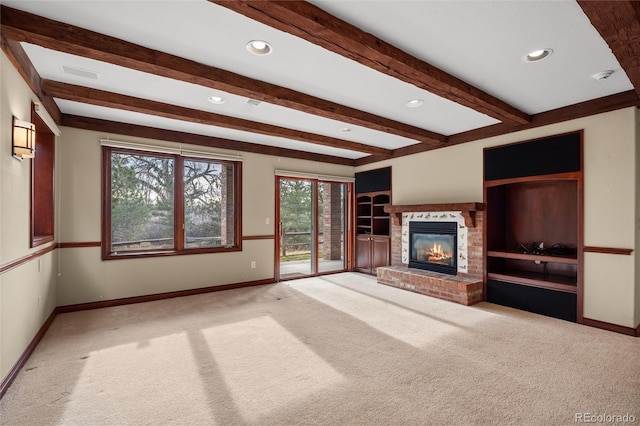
[
  {"left": 449, "top": 90, "right": 640, "bottom": 146},
  {"left": 0, "top": 35, "right": 61, "bottom": 124},
  {"left": 41, "top": 80, "right": 391, "bottom": 156},
  {"left": 354, "top": 90, "right": 640, "bottom": 167},
  {"left": 352, "top": 153, "right": 391, "bottom": 167},
  {"left": 578, "top": 0, "right": 640, "bottom": 98},
  {"left": 0, "top": 6, "right": 444, "bottom": 147},
  {"left": 62, "top": 115, "right": 356, "bottom": 166},
  {"left": 212, "top": 0, "right": 530, "bottom": 125}
]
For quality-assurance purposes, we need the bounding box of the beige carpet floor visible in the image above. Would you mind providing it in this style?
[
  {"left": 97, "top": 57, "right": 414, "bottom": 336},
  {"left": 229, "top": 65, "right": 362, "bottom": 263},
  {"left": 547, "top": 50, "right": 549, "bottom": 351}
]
[{"left": 1, "top": 272, "right": 639, "bottom": 425}]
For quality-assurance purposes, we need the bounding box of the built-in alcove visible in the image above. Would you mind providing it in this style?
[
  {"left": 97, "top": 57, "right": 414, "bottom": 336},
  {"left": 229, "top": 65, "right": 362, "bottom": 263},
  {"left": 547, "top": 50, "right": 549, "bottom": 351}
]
[
  {"left": 484, "top": 131, "right": 583, "bottom": 323},
  {"left": 486, "top": 178, "right": 579, "bottom": 293}
]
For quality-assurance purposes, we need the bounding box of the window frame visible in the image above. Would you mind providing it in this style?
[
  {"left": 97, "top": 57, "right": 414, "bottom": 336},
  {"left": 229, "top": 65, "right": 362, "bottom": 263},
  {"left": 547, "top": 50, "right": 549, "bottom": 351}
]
[
  {"left": 101, "top": 146, "right": 242, "bottom": 260},
  {"left": 30, "top": 105, "right": 55, "bottom": 248}
]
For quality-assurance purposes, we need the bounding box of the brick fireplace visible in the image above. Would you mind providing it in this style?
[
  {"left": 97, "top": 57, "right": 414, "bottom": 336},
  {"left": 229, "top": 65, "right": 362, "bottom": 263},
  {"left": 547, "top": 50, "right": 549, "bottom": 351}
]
[{"left": 377, "top": 203, "right": 484, "bottom": 305}]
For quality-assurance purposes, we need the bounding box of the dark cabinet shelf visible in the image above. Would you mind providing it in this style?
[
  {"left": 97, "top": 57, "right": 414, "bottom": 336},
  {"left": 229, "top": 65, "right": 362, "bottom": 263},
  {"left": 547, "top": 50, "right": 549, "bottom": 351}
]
[
  {"left": 356, "top": 191, "right": 390, "bottom": 237},
  {"left": 487, "top": 250, "right": 578, "bottom": 265},
  {"left": 487, "top": 271, "right": 577, "bottom": 293},
  {"left": 487, "top": 252, "right": 577, "bottom": 290}
]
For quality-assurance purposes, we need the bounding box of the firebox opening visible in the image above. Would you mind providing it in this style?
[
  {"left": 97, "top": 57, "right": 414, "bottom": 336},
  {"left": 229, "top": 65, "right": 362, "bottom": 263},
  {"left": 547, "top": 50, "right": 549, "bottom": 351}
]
[
  {"left": 413, "top": 235, "right": 454, "bottom": 266},
  {"left": 409, "top": 221, "right": 457, "bottom": 275}
]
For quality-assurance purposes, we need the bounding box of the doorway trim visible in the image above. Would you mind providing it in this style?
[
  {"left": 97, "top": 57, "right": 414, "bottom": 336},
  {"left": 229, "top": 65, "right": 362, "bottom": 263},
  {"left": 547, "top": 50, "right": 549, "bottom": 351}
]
[{"left": 274, "top": 171, "right": 354, "bottom": 281}]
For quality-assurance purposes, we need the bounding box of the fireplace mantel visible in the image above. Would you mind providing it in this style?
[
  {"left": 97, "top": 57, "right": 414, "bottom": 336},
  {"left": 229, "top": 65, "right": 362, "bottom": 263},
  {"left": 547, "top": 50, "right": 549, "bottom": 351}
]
[{"left": 384, "top": 202, "right": 484, "bottom": 227}]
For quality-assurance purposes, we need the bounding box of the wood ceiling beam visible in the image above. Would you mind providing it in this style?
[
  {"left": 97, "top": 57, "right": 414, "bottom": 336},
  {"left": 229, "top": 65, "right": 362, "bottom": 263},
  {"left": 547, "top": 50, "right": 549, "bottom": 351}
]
[
  {"left": 447, "top": 90, "right": 640, "bottom": 147},
  {"left": 41, "top": 80, "right": 391, "bottom": 156},
  {"left": 577, "top": 0, "right": 640, "bottom": 98},
  {"left": 62, "top": 115, "right": 356, "bottom": 166},
  {"left": 0, "top": 6, "right": 443, "bottom": 147},
  {"left": 0, "top": 35, "right": 61, "bottom": 124},
  {"left": 354, "top": 90, "right": 640, "bottom": 166},
  {"left": 212, "top": 0, "right": 531, "bottom": 125}
]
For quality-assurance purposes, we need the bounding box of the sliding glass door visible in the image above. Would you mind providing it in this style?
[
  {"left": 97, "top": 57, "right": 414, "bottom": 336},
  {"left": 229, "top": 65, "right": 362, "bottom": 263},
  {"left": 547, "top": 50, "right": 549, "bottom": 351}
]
[
  {"left": 277, "top": 177, "right": 349, "bottom": 280},
  {"left": 317, "top": 181, "right": 346, "bottom": 274},
  {"left": 278, "top": 178, "right": 314, "bottom": 279}
]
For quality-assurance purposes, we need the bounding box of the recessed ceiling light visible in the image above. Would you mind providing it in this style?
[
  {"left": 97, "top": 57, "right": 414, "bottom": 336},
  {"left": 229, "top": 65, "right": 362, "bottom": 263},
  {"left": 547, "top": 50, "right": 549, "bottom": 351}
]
[
  {"left": 592, "top": 70, "right": 614, "bottom": 81},
  {"left": 406, "top": 99, "right": 424, "bottom": 108},
  {"left": 207, "top": 96, "right": 225, "bottom": 104},
  {"left": 523, "top": 48, "right": 553, "bottom": 62},
  {"left": 246, "top": 40, "right": 273, "bottom": 55},
  {"left": 340, "top": 128, "right": 352, "bottom": 133}
]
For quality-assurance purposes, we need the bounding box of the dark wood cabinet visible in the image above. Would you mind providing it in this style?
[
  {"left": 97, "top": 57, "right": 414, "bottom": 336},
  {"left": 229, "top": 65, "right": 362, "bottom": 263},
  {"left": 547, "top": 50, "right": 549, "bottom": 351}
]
[
  {"left": 356, "top": 234, "right": 390, "bottom": 274},
  {"left": 355, "top": 191, "right": 391, "bottom": 274},
  {"left": 484, "top": 132, "right": 583, "bottom": 322}
]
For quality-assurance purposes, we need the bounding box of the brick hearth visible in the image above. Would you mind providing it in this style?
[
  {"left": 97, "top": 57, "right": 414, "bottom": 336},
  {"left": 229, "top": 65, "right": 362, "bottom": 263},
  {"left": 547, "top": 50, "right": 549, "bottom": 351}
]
[
  {"left": 378, "top": 203, "right": 484, "bottom": 306},
  {"left": 377, "top": 265, "right": 483, "bottom": 306}
]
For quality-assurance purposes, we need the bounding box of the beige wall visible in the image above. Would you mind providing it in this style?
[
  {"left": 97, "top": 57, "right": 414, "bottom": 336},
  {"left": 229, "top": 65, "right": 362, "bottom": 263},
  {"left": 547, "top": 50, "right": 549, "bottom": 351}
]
[
  {"left": 358, "top": 107, "right": 638, "bottom": 328},
  {"left": 1, "top": 52, "right": 58, "bottom": 379},
  {"left": 56, "top": 127, "right": 354, "bottom": 306},
  {"left": 2, "top": 46, "right": 639, "bottom": 385}
]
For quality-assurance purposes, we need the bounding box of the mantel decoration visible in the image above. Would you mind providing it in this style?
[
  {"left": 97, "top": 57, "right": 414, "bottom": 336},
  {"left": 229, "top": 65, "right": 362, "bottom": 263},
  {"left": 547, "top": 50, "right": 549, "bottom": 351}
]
[
  {"left": 12, "top": 116, "right": 36, "bottom": 160},
  {"left": 384, "top": 202, "right": 483, "bottom": 228}
]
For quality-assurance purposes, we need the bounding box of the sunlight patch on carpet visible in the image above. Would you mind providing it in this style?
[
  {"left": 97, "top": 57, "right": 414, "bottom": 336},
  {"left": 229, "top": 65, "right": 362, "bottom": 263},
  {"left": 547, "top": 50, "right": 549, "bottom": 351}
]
[
  {"left": 289, "top": 278, "right": 465, "bottom": 348},
  {"left": 59, "top": 332, "right": 213, "bottom": 424},
  {"left": 201, "top": 316, "right": 343, "bottom": 423}
]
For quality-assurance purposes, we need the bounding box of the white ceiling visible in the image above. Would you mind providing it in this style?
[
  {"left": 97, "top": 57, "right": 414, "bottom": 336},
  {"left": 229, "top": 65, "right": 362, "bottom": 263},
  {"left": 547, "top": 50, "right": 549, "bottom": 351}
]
[
  {"left": 310, "top": 0, "right": 631, "bottom": 113},
  {"left": 1, "top": 0, "right": 635, "bottom": 161}
]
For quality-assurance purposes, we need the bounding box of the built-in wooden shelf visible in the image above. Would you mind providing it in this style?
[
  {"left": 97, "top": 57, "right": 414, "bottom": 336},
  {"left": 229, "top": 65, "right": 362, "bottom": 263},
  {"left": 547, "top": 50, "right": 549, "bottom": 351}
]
[
  {"left": 384, "top": 202, "right": 483, "bottom": 227},
  {"left": 356, "top": 190, "right": 391, "bottom": 274},
  {"left": 487, "top": 271, "right": 577, "bottom": 294},
  {"left": 487, "top": 250, "right": 578, "bottom": 265}
]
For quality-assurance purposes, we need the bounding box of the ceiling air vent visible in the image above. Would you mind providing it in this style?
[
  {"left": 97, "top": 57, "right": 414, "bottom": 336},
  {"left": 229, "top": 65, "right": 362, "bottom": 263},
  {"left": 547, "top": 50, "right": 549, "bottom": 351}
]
[
  {"left": 61, "top": 65, "right": 100, "bottom": 80},
  {"left": 591, "top": 70, "right": 614, "bottom": 81}
]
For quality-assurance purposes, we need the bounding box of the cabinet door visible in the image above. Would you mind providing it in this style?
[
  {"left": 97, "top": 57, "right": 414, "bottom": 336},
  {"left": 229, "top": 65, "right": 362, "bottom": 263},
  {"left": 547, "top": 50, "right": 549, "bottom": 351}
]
[
  {"left": 372, "top": 236, "right": 390, "bottom": 271},
  {"left": 355, "top": 235, "right": 372, "bottom": 272}
]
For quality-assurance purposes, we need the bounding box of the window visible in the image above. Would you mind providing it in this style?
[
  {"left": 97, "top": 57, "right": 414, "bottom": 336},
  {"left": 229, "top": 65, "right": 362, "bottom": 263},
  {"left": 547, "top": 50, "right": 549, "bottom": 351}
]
[
  {"left": 31, "top": 107, "right": 55, "bottom": 247},
  {"left": 102, "top": 146, "right": 241, "bottom": 259}
]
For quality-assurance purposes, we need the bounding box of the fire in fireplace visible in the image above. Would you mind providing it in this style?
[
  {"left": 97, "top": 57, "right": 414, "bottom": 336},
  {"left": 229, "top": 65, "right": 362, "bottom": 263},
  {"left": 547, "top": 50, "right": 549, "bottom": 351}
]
[{"left": 409, "top": 221, "right": 457, "bottom": 275}]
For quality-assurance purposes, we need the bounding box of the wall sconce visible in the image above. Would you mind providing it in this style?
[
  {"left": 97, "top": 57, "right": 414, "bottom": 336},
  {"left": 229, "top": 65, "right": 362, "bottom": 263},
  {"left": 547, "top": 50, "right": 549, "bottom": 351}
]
[{"left": 12, "top": 116, "right": 36, "bottom": 160}]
